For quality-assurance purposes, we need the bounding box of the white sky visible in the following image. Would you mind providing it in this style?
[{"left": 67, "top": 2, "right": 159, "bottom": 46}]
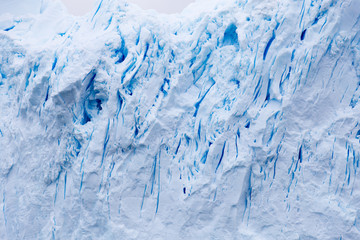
[{"left": 61, "top": 0, "right": 195, "bottom": 15}]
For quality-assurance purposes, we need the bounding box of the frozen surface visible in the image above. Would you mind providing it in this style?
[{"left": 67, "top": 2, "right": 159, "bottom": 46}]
[{"left": 1, "top": 0, "right": 360, "bottom": 239}]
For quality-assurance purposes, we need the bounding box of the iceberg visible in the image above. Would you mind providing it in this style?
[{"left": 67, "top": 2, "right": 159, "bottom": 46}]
[{"left": 0, "top": 0, "right": 360, "bottom": 239}]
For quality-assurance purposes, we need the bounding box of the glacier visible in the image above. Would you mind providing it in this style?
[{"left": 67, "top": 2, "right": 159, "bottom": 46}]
[{"left": 1, "top": 0, "right": 360, "bottom": 239}]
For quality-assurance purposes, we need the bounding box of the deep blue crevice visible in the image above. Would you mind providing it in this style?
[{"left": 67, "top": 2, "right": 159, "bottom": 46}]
[
  {"left": 101, "top": 120, "right": 110, "bottom": 167},
  {"left": 85, "top": 71, "right": 96, "bottom": 91},
  {"left": 79, "top": 172, "right": 84, "bottom": 193},
  {"left": 156, "top": 154, "right": 160, "bottom": 214},
  {"left": 140, "top": 184, "right": 147, "bottom": 210},
  {"left": 44, "top": 85, "right": 50, "bottom": 105},
  {"left": 263, "top": 31, "right": 275, "bottom": 60},
  {"left": 92, "top": 0, "right": 103, "bottom": 21},
  {"left": 24, "top": 69, "right": 32, "bottom": 91},
  {"left": 52, "top": 57, "right": 58, "bottom": 70},
  {"left": 184, "top": 134, "right": 191, "bottom": 145},
  {"left": 301, "top": 29, "right": 307, "bottom": 41},
  {"left": 104, "top": 16, "right": 113, "bottom": 30},
  {"left": 279, "top": 67, "right": 291, "bottom": 95},
  {"left": 298, "top": 145, "right": 303, "bottom": 163},
  {"left": 265, "top": 78, "right": 272, "bottom": 102},
  {"left": 201, "top": 150, "right": 209, "bottom": 164},
  {"left": 192, "top": 52, "right": 212, "bottom": 83},
  {"left": 82, "top": 103, "right": 91, "bottom": 125},
  {"left": 143, "top": 43, "right": 150, "bottom": 60},
  {"left": 313, "top": 16, "right": 319, "bottom": 25},
  {"left": 175, "top": 139, "right": 181, "bottom": 155},
  {"left": 33, "top": 62, "right": 40, "bottom": 76},
  {"left": 160, "top": 78, "right": 170, "bottom": 96},
  {"left": 356, "top": 129, "right": 360, "bottom": 139},
  {"left": 134, "top": 124, "right": 139, "bottom": 137},
  {"left": 113, "top": 38, "right": 128, "bottom": 64},
  {"left": 253, "top": 77, "right": 262, "bottom": 101},
  {"left": 150, "top": 157, "right": 157, "bottom": 194},
  {"left": 73, "top": 137, "right": 81, "bottom": 157},
  {"left": 312, "top": 9, "right": 329, "bottom": 26},
  {"left": 223, "top": 23, "right": 239, "bottom": 46},
  {"left": 189, "top": 57, "right": 196, "bottom": 68},
  {"left": 291, "top": 50, "right": 296, "bottom": 62},
  {"left": 0, "top": 70, "right": 6, "bottom": 79},
  {"left": 215, "top": 142, "right": 226, "bottom": 172},
  {"left": 235, "top": 135, "right": 239, "bottom": 157},
  {"left": 80, "top": 69, "right": 106, "bottom": 124},
  {"left": 194, "top": 78, "right": 216, "bottom": 117},
  {"left": 4, "top": 26, "right": 15, "bottom": 32},
  {"left": 64, "top": 171, "right": 67, "bottom": 199},
  {"left": 197, "top": 121, "right": 201, "bottom": 139},
  {"left": 230, "top": 78, "right": 240, "bottom": 88}
]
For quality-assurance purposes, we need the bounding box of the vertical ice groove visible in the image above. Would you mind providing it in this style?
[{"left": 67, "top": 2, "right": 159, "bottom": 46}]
[
  {"left": 150, "top": 156, "right": 157, "bottom": 195},
  {"left": 263, "top": 31, "right": 275, "bottom": 61},
  {"left": 64, "top": 171, "right": 67, "bottom": 199},
  {"left": 265, "top": 78, "right": 272, "bottom": 102},
  {"left": 24, "top": 68, "right": 32, "bottom": 91},
  {"left": 140, "top": 184, "right": 147, "bottom": 211},
  {"left": 156, "top": 151, "right": 160, "bottom": 213},
  {"left": 159, "top": 78, "right": 170, "bottom": 97},
  {"left": 200, "top": 150, "right": 209, "bottom": 164},
  {"left": 194, "top": 77, "right": 215, "bottom": 117},
  {"left": 242, "top": 166, "right": 253, "bottom": 222},
  {"left": 253, "top": 76, "right": 263, "bottom": 101},
  {"left": 215, "top": 141, "right": 226, "bottom": 173},
  {"left": 52, "top": 56, "right": 57, "bottom": 71},
  {"left": 175, "top": 139, "right": 181, "bottom": 155},
  {"left": 92, "top": 0, "right": 103, "bottom": 21},
  {"left": 79, "top": 172, "right": 84, "bottom": 193},
  {"left": 192, "top": 52, "right": 212, "bottom": 83},
  {"left": 44, "top": 85, "right": 50, "bottom": 104},
  {"left": 301, "top": 29, "right": 307, "bottom": 41},
  {"left": 197, "top": 120, "right": 201, "bottom": 140},
  {"left": 101, "top": 119, "right": 111, "bottom": 167}
]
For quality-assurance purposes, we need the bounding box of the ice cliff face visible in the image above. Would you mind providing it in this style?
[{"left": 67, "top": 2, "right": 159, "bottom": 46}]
[{"left": 1, "top": 0, "right": 360, "bottom": 239}]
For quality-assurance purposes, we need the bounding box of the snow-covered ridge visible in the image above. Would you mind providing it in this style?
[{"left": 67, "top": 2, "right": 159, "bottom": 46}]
[{"left": 1, "top": 0, "right": 360, "bottom": 239}]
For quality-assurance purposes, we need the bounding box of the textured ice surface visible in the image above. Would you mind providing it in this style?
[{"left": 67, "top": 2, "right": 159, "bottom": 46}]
[{"left": 1, "top": 0, "right": 360, "bottom": 239}]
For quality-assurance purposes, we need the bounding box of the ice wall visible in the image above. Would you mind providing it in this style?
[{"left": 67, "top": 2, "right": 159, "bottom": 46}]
[{"left": 1, "top": 0, "right": 360, "bottom": 239}]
